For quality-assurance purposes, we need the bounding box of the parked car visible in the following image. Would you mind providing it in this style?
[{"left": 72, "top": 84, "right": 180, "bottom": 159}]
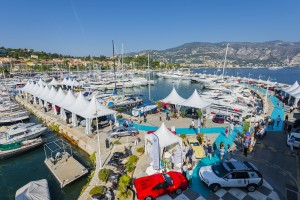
[
  {"left": 212, "top": 113, "right": 225, "bottom": 123},
  {"left": 199, "top": 161, "right": 263, "bottom": 192},
  {"left": 134, "top": 171, "right": 188, "bottom": 200},
  {"left": 187, "top": 138, "right": 205, "bottom": 159},
  {"left": 98, "top": 116, "right": 115, "bottom": 129},
  {"left": 107, "top": 126, "right": 139, "bottom": 138},
  {"left": 287, "top": 132, "right": 300, "bottom": 148}
]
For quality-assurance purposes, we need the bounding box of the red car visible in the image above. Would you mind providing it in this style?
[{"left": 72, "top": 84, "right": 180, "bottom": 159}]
[
  {"left": 134, "top": 171, "right": 188, "bottom": 200},
  {"left": 212, "top": 113, "right": 225, "bottom": 123}
]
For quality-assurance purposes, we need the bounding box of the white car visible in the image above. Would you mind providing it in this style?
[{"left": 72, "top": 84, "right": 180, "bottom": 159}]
[
  {"left": 287, "top": 132, "right": 300, "bottom": 148},
  {"left": 199, "top": 161, "right": 263, "bottom": 192}
]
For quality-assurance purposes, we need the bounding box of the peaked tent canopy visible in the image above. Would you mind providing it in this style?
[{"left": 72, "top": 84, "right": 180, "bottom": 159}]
[
  {"left": 78, "top": 95, "right": 116, "bottom": 119},
  {"left": 44, "top": 86, "right": 58, "bottom": 103},
  {"left": 15, "top": 179, "right": 50, "bottom": 200},
  {"left": 51, "top": 88, "right": 66, "bottom": 105},
  {"left": 283, "top": 81, "right": 299, "bottom": 93},
  {"left": 57, "top": 90, "right": 76, "bottom": 108},
  {"left": 145, "top": 122, "right": 182, "bottom": 150},
  {"left": 37, "top": 78, "right": 47, "bottom": 86},
  {"left": 288, "top": 86, "right": 300, "bottom": 97},
  {"left": 179, "top": 89, "right": 211, "bottom": 109},
  {"left": 48, "top": 78, "right": 60, "bottom": 86},
  {"left": 38, "top": 86, "right": 50, "bottom": 100},
  {"left": 66, "top": 92, "right": 90, "bottom": 114},
  {"left": 161, "top": 87, "right": 186, "bottom": 105}
]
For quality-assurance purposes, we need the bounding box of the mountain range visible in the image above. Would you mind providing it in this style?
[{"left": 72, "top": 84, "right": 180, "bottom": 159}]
[{"left": 130, "top": 41, "right": 300, "bottom": 67}]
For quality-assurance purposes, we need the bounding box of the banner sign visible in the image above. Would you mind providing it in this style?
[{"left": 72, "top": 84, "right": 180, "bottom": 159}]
[{"left": 152, "top": 134, "right": 160, "bottom": 170}]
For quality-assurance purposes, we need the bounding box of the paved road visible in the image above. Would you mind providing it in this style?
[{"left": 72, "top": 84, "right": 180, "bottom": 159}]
[{"left": 234, "top": 131, "right": 299, "bottom": 200}]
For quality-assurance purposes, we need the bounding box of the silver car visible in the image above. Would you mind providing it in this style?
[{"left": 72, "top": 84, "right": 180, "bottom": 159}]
[{"left": 107, "top": 126, "right": 139, "bottom": 138}]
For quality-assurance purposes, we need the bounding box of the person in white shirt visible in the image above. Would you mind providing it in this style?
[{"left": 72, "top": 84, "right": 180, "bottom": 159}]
[{"left": 230, "top": 122, "right": 234, "bottom": 133}]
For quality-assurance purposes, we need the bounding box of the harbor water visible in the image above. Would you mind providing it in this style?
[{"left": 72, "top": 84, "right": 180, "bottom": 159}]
[{"left": 0, "top": 115, "right": 93, "bottom": 200}]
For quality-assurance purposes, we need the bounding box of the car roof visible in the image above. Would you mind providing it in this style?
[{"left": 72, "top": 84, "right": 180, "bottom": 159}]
[
  {"left": 291, "top": 132, "right": 300, "bottom": 138},
  {"left": 222, "top": 161, "right": 258, "bottom": 172},
  {"left": 188, "top": 138, "right": 199, "bottom": 143}
]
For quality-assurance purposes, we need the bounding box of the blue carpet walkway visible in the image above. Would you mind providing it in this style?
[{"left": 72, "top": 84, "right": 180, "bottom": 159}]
[
  {"left": 189, "top": 126, "right": 243, "bottom": 198},
  {"left": 248, "top": 85, "right": 285, "bottom": 132}
]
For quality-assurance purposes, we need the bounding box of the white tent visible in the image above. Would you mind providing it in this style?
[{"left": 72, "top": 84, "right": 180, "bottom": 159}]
[
  {"left": 37, "top": 78, "right": 47, "bottom": 86},
  {"left": 179, "top": 89, "right": 211, "bottom": 109},
  {"left": 57, "top": 90, "right": 76, "bottom": 108},
  {"left": 44, "top": 86, "right": 58, "bottom": 103},
  {"left": 48, "top": 78, "right": 60, "bottom": 86},
  {"left": 283, "top": 81, "right": 299, "bottom": 94},
  {"left": 66, "top": 92, "right": 90, "bottom": 114},
  {"left": 60, "top": 77, "right": 68, "bottom": 85},
  {"left": 288, "top": 86, "right": 300, "bottom": 97},
  {"left": 51, "top": 87, "right": 66, "bottom": 105},
  {"left": 15, "top": 179, "right": 50, "bottom": 200},
  {"left": 145, "top": 122, "right": 182, "bottom": 154},
  {"left": 78, "top": 95, "right": 116, "bottom": 119},
  {"left": 161, "top": 87, "right": 186, "bottom": 105}
]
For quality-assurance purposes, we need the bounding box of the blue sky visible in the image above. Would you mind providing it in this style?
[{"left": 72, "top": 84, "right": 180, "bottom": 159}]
[{"left": 1, "top": 0, "right": 299, "bottom": 56}]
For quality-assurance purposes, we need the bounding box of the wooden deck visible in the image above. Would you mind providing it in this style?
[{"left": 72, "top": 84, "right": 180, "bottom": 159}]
[{"left": 45, "top": 152, "right": 88, "bottom": 188}]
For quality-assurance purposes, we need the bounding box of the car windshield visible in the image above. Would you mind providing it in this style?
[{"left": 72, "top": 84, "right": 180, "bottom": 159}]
[
  {"left": 212, "top": 164, "right": 228, "bottom": 177},
  {"left": 189, "top": 142, "right": 200, "bottom": 146},
  {"left": 216, "top": 115, "right": 223, "bottom": 118},
  {"left": 162, "top": 173, "right": 174, "bottom": 186}
]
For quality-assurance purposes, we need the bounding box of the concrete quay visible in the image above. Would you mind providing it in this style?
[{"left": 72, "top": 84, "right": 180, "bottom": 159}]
[{"left": 15, "top": 95, "right": 108, "bottom": 200}]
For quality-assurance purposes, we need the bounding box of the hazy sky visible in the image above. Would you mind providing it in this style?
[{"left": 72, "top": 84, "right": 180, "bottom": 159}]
[{"left": 1, "top": 0, "right": 299, "bottom": 56}]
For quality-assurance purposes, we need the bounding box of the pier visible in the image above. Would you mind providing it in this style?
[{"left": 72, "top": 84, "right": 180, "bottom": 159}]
[{"left": 44, "top": 140, "right": 88, "bottom": 188}]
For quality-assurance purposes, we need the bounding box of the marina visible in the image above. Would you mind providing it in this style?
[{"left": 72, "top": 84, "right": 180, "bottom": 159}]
[{"left": 0, "top": 66, "right": 297, "bottom": 200}]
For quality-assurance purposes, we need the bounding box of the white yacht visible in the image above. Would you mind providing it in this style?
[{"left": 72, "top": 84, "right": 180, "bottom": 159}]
[
  {"left": 0, "top": 111, "right": 30, "bottom": 125},
  {"left": 0, "top": 124, "right": 47, "bottom": 145}
]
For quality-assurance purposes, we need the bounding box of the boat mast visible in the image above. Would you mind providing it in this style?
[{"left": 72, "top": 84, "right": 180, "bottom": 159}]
[
  {"left": 222, "top": 43, "right": 229, "bottom": 80},
  {"left": 148, "top": 53, "right": 151, "bottom": 100},
  {"left": 122, "top": 42, "right": 124, "bottom": 91},
  {"left": 112, "top": 40, "right": 117, "bottom": 91}
]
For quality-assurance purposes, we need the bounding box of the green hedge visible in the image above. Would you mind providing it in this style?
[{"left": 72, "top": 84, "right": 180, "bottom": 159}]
[
  {"left": 126, "top": 155, "right": 139, "bottom": 173},
  {"left": 89, "top": 186, "right": 103, "bottom": 195},
  {"left": 98, "top": 168, "right": 110, "bottom": 182},
  {"left": 118, "top": 175, "right": 131, "bottom": 198},
  {"left": 136, "top": 147, "right": 145, "bottom": 154}
]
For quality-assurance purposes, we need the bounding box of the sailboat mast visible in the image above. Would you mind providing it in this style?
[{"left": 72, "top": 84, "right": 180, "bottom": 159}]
[
  {"left": 148, "top": 53, "right": 151, "bottom": 100},
  {"left": 122, "top": 42, "right": 124, "bottom": 90},
  {"left": 112, "top": 40, "right": 116, "bottom": 90},
  {"left": 222, "top": 43, "right": 229, "bottom": 80}
]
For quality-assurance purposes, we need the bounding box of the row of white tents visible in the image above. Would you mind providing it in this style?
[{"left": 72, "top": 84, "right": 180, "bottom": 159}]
[
  {"left": 282, "top": 81, "right": 300, "bottom": 106},
  {"left": 37, "top": 78, "right": 80, "bottom": 87},
  {"left": 21, "top": 82, "right": 116, "bottom": 134},
  {"left": 161, "top": 87, "right": 211, "bottom": 112}
]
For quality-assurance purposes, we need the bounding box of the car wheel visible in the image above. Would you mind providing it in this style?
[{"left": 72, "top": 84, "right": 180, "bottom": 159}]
[
  {"left": 145, "top": 196, "right": 153, "bottom": 200},
  {"left": 175, "top": 188, "right": 183, "bottom": 195},
  {"left": 246, "top": 184, "right": 257, "bottom": 192},
  {"left": 209, "top": 184, "right": 220, "bottom": 192},
  {"left": 113, "top": 135, "right": 119, "bottom": 139}
]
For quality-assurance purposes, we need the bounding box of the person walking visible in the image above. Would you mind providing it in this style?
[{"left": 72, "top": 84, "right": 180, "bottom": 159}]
[
  {"left": 143, "top": 113, "right": 147, "bottom": 123},
  {"left": 243, "top": 141, "right": 249, "bottom": 157},
  {"left": 190, "top": 119, "right": 195, "bottom": 129},
  {"left": 213, "top": 142, "right": 217, "bottom": 156},
  {"left": 226, "top": 144, "right": 232, "bottom": 160},
  {"left": 109, "top": 119, "right": 113, "bottom": 129},
  {"left": 230, "top": 122, "right": 234, "bottom": 134},
  {"left": 159, "top": 112, "right": 162, "bottom": 121},
  {"left": 207, "top": 143, "right": 213, "bottom": 160},
  {"left": 289, "top": 136, "right": 295, "bottom": 152},
  {"left": 182, "top": 162, "right": 188, "bottom": 177},
  {"left": 225, "top": 127, "right": 229, "bottom": 138},
  {"left": 203, "top": 144, "right": 208, "bottom": 157},
  {"left": 290, "top": 105, "right": 294, "bottom": 114},
  {"left": 186, "top": 165, "right": 193, "bottom": 186},
  {"left": 276, "top": 115, "right": 281, "bottom": 127},
  {"left": 219, "top": 146, "right": 225, "bottom": 161}
]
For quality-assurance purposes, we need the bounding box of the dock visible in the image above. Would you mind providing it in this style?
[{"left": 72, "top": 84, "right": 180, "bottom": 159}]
[{"left": 44, "top": 140, "right": 88, "bottom": 188}]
